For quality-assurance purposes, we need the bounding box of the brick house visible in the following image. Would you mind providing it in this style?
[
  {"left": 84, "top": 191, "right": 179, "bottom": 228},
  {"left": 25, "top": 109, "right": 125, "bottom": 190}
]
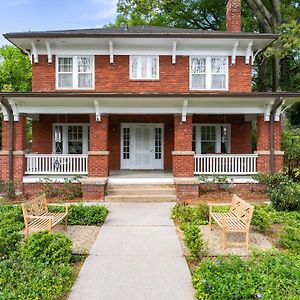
[{"left": 0, "top": 0, "right": 299, "bottom": 201}]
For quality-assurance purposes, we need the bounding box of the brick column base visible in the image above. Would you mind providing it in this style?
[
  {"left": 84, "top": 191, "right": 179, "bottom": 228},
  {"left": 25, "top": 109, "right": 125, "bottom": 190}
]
[
  {"left": 82, "top": 178, "right": 107, "bottom": 201},
  {"left": 88, "top": 152, "right": 109, "bottom": 177},
  {"left": 255, "top": 150, "right": 284, "bottom": 173},
  {"left": 172, "top": 151, "right": 194, "bottom": 177},
  {"left": 174, "top": 178, "right": 199, "bottom": 201}
]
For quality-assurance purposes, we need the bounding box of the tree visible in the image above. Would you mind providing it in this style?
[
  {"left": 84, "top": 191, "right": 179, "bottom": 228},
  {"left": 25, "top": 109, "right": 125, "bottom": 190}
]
[{"left": 0, "top": 45, "right": 32, "bottom": 92}]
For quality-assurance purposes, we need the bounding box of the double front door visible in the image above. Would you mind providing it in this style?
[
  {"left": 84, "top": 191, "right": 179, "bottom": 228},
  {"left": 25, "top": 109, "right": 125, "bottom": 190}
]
[{"left": 121, "top": 123, "right": 164, "bottom": 170}]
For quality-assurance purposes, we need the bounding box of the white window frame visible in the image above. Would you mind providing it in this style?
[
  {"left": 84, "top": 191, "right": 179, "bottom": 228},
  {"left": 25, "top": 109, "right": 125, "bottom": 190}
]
[
  {"left": 189, "top": 56, "right": 228, "bottom": 91},
  {"left": 56, "top": 56, "right": 95, "bottom": 90},
  {"left": 52, "top": 123, "right": 89, "bottom": 154},
  {"left": 129, "top": 55, "right": 159, "bottom": 80},
  {"left": 193, "top": 124, "right": 231, "bottom": 154}
]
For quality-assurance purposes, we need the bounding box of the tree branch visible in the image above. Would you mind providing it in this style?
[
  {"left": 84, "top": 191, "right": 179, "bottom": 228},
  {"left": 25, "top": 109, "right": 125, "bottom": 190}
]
[{"left": 251, "top": 0, "right": 273, "bottom": 29}]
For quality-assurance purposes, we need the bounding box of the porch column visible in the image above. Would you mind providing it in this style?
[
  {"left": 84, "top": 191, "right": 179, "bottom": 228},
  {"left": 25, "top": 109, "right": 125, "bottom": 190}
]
[
  {"left": 0, "top": 114, "right": 26, "bottom": 191},
  {"left": 255, "top": 114, "right": 283, "bottom": 173},
  {"left": 172, "top": 114, "right": 198, "bottom": 201},
  {"left": 82, "top": 114, "right": 109, "bottom": 201}
]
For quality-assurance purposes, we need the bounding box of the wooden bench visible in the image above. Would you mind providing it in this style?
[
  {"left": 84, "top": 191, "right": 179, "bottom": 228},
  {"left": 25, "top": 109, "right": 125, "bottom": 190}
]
[
  {"left": 22, "top": 194, "right": 69, "bottom": 239},
  {"left": 208, "top": 194, "right": 254, "bottom": 250}
]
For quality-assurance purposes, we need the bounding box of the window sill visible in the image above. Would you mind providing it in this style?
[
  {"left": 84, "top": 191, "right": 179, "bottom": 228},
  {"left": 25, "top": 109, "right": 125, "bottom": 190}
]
[{"left": 129, "top": 79, "right": 160, "bottom": 82}]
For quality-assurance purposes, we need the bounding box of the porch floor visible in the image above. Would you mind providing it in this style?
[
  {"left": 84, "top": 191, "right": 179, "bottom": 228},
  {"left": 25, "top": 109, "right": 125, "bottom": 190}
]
[{"left": 108, "top": 171, "right": 174, "bottom": 184}]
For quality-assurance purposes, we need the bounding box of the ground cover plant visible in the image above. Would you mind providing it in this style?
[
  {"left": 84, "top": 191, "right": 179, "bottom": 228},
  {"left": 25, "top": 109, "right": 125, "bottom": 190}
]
[{"left": 0, "top": 203, "right": 108, "bottom": 299}]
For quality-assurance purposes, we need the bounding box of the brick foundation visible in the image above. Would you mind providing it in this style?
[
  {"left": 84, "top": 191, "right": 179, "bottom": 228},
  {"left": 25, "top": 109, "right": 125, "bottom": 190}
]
[
  {"left": 175, "top": 178, "right": 199, "bottom": 201},
  {"left": 81, "top": 178, "right": 107, "bottom": 201}
]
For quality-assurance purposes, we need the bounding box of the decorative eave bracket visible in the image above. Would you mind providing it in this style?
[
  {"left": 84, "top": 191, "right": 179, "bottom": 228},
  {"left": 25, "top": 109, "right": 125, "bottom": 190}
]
[
  {"left": 264, "top": 99, "right": 275, "bottom": 121},
  {"left": 231, "top": 41, "right": 239, "bottom": 65},
  {"left": 8, "top": 99, "right": 19, "bottom": 121},
  {"left": 0, "top": 102, "right": 9, "bottom": 121},
  {"left": 245, "top": 41, "right": 253, "bottom": 65},
  {"left": 31, "top": 40, "right": 38, "bottom": 63},
  {"left": 182, "top": 99, "right": 188, "bottom": 122},
  {"left": 252, "top": 48, "right": 262, "bottom": 65},
  {"left": 45, "top": 40, "right": 52, "bottom": 63},
  {"left": 109, "top": 40, "right": 114, "bottom": 64},
  {"left": 172, "top": 41, "right": 177, "bottom": 64},
  {"left": 275, "top": 99, "right": 286, "bottom": 121},
  {"left": 94, "top": 100, "right": 101, "bottom": 121}
]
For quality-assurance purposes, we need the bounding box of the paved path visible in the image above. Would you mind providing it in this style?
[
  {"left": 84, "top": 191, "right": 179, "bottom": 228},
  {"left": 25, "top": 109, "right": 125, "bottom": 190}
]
[{"left": 69, "top": 203, "right": 194, "bottom": 300}]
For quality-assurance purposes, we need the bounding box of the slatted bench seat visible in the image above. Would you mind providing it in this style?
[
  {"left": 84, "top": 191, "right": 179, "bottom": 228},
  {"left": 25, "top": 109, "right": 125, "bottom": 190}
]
[
  {"left": 22, "top": 194, "right": 69, "bottom": 239},
  {"left": 208, "top": 194, "right": 254, "bottom": 250}
]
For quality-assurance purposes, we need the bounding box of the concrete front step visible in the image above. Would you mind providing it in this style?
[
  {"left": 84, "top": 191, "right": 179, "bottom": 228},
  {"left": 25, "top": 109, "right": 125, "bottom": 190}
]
[
  {"left": 107, "top": 188, "right": 176, "bottom": 196},
  {"left": 107, "top": 184, "right": 175, "bottom": 190},
  {"left": 105, "top": 195, "right": 177, "bottom": 203}
]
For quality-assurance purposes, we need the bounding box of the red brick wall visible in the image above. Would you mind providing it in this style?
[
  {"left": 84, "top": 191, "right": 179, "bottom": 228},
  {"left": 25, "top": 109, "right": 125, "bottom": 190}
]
[
  {"left": 193, "top": 114, "right": 252, "bottom": 153},
  {"left": 32, "top": 114, "right": 89, "bottom": 153},
  {"left": 108, "top": 115, "right": 174, "bottom": 170},
  {"left": 226, "top": 0, "right": 241, "bottom": 32},
  {"left": 32, "top": 55, "right": 252, "bottom": 93}
]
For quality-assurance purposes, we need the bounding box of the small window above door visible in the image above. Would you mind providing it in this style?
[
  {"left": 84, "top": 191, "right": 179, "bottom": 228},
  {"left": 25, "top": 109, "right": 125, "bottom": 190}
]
[{"left": 129, "top": 56, "right": 159, "bottom": 80}]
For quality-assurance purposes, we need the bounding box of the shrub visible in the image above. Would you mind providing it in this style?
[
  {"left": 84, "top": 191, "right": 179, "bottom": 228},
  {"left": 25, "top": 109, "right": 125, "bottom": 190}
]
[
  {"left": 39, "top": 177, "right": 60, "bottom": 198},
  {"left": 0, "top": 257, "right": 74, "bottom": 300},
  {"left": 251, "top": 205, "right": 274, "bottom": 232},
  {"left": 193, "top": 251, "right": 300, "bottom": 300},
  {"left": 254, "top": 172, "right": 300, "bottom": 211},
  {"left": 49, "top": 204, "right": 108, "bottom": 225},
  {"left": 280, "top": 220, "right": 300, "bottom": 253},
  {"left": 20, "top": 231, "right": 72, "bottom": 265},
  {"left": 172, "top": 204, "right": 209, "bottom": 225},
  {"left": 180, "top": 223, "right": 207, "bottom": 259},
  {"left": 0, "top": 205, "right": 24, "bottom": 259},
  {"left": 62, "top": 176, "right": 82, "bottom": 200}
]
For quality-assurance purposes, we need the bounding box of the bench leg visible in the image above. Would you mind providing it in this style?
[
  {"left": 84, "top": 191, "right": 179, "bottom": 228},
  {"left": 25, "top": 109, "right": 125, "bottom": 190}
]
[
  {"left": 25, "top": 227, "right": 29, "bottom": 240},
  {"left": 221, "top": 227, "right": 226, "bottom": 249},
  {"left": 245, "top": 231, "right": 249, "bottom": 251},
  {"left": 209, "top": 214, "right": 212, "bottom": 231}
]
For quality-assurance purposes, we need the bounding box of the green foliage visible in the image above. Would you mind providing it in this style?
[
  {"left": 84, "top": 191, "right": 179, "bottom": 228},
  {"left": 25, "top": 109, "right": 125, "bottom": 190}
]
[
  {"left": 20, "top": 231, "right": 72, "bottom": 265},
  {"left": 254, "top": 172, "right": 300, "bottom": 211},
  {"left": 193, "top": 251, "right": 300, "bottom": 300},
  {"left": 199, "top": 174, "right": 231, "bottom": 191},
  {"left": 49, "top": 204, "right": 109, "bottom": 225},
  {"left": 251, "top": 205, "right": 275, "bottom": 232},
  {"left": 280, "top": 218, "right": 300, "bottom": 253},
  {"left": 39, "top": 177, "right": 61, "bottom": 198},
  {"left": 0, "top": 257, "right": 74, "bottom": 300},
  {"left": 62, "top": 176, "right": 82, "bottom": 200},
  {"left": 0, "top": 205, "right": 23, "bottom": 259},
  {"left": 0, "top": 45, "right": 31, "bottom": 92},
  {"left": 180, "top": 223, "right": 207, "bottom": 259},
  {"left": 171, "top": 204, "right": 209, "bottom": 225}
]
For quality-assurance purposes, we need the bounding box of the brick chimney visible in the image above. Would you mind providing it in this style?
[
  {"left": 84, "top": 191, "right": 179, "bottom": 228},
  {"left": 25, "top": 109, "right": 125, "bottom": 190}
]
[{"left": 226, "top": 0, "right": 241, "bottom": 32}]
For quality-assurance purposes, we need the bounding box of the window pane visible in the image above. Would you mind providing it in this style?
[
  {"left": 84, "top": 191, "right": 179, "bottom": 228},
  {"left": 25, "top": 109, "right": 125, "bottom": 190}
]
[
  {"left": 211, "top": 58, "right": 226, "bottom": 73},
  {"left": 78, "top": 74, "right": 92, "bottom": 88},
  {"left": 212, "top": 74, "right": 226, "bottom": 89},
  {"left": 151, "top": 57, "right": 158, "bottom": 78},
  {"left": 130, "top": 57, "right": 138, "bottom": 78},
  {"left": 68, "top": 126, "right": 83, "bottom": 154},
  {"left": 191, "top": 58, "right": 206, "bottom": 74},
  {"left": 201, "top": 142, "right": 215, "bottom": 154},
  {"left": 78, "top": 57, "right": 93, "bottom": 73},
  {"left": 54, "top": 126, "right": 63, "bottom": 154},
  {"left": 192, "top": 74, "right": 206, "bottom": 89},
  {"left": 58, "top": 74, "right": 73, "bottom": 88},
  {"left": 141, "top": 57, "right": 148, "bottom": 78},
  {"left": 58, "top": 57, "right": 73, "bottom": 72}
]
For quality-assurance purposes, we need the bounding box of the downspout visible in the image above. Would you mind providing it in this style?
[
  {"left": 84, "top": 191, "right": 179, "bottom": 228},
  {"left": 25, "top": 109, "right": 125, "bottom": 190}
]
[
  {"left": 0, "top": 97, "right": 14, "bottom": 181},
  {"left": 269, "top": 98, "right": 283, "bottom": 174}
]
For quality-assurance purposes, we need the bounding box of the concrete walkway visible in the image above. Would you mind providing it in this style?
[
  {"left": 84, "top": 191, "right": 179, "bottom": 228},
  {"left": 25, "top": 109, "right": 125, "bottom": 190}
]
[{"left": 69, "top": 203, "right": 194, "bottom": 300}]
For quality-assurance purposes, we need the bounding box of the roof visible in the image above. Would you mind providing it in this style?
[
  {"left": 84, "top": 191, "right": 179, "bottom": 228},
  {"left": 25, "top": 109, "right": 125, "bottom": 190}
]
[{"left": 3, "top": 26, "right": 278, "bottom": 40}]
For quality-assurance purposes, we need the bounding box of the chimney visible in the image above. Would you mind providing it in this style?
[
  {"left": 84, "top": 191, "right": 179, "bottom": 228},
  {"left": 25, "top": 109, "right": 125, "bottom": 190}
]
[{"left": 226, "top": 0, "right": 241, "bottom": 32}]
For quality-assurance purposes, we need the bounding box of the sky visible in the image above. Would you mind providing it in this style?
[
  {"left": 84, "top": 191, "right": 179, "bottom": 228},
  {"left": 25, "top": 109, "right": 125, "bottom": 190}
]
[{"left": 0, "top": 0, "right": 118, "bottom": 46}]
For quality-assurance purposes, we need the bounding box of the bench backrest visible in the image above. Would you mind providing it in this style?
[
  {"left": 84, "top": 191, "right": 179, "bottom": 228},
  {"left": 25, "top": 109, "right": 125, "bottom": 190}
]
[
  {"left": 22, "top": 194, "right": 48, "bottom": 222},
  {"left": 230, "top": 194, "right": 254, "bottom": 227}
]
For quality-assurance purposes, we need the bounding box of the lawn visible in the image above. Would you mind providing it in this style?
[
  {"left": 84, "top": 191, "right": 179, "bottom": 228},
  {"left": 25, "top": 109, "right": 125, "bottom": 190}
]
[{"left": 0, "top": 203, "right": 108, "bottom": 299}]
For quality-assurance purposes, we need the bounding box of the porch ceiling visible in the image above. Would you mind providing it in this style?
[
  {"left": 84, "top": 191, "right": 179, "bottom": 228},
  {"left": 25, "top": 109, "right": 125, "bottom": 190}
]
[{"left": 1, "top": 92, "right": 299, "bottom": 116}]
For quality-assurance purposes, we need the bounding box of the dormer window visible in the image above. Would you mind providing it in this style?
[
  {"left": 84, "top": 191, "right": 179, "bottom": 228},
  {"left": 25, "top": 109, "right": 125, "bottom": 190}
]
[
  {"left": 130, "top": 56, "right": 159, "bottom": 80},
  {"left": 190, "top": 56, "right": 228, "bottom": 90},
  {"left": 56, "top": 56, "right": 94, "bottom": 89}
]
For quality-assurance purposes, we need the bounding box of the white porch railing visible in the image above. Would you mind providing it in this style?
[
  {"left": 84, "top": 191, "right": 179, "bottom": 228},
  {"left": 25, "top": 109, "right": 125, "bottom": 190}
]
[
  {"left": 25, "top": 154, "right": 88, "bottom": 175},
  {"left": 194, "top": 154, "right": 258, "bottom": 175}
]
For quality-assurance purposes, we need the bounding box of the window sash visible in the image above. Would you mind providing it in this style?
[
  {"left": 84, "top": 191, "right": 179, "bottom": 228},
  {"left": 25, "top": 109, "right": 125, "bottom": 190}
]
[
  {"left": 130, "top": 55, "right": 159, "bottom": 79},
  {"left": 57, "top": 56, "right": 94, "bottom": 89},
  {"left": 190, "top": 56, "right": 228, "bottom": 90}
]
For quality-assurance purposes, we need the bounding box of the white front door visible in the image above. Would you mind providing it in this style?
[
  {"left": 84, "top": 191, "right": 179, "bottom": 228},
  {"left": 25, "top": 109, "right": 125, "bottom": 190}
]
[{"left": 121, "top": 123, "right": 164, "bottom": 170}]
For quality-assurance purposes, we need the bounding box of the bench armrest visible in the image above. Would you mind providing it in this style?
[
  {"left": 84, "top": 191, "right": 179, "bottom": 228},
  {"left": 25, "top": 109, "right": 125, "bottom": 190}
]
[{"left": 47, "top": 203, "right": 69, "bottom": 214}]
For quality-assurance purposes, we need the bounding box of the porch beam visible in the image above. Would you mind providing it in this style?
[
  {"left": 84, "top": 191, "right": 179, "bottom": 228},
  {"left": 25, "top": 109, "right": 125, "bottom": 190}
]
[
  {"left": 8, "top": 99, "right": 19, "bottom": 121},
  {"left": 109, "top": 40, "right": 114, "bottom": 64},
  {"left": 0, "top": 102, "right": 9, "bottom": 121},
  {"left": 94, "top": 99, "right": 101, "bottom": 121},
  {"left": 182, "top": 99, "right": 188, "bottom": 122},
  {"left": 231, "top": 41, "right": 239, "bottom": 65},
  {"left": 264, "top": 100, "right": 275, "bottom": 121},
  {"left": 172, "top": 41, "right": 177, "bottom": 64},
  {"left": 45, "top": 40, "right": 52, "bottom": 63},
  {"left": 245, "top": 41, "right": 253, "bottom": 64},
  {"left": 31, "top": 41, "right": 38, "bottom": 63}
]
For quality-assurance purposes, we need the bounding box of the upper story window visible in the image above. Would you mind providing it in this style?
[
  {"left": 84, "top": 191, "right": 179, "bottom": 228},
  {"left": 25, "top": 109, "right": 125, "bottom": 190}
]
[
  {"left": 57, "top": 56, "right": 94, "bottom": 89},
  {"left": 130, "top": 56, "right": 159, "bottom": 80},
  {"left": 190, "top": 56, "right": 228, "bottom": 90}
]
